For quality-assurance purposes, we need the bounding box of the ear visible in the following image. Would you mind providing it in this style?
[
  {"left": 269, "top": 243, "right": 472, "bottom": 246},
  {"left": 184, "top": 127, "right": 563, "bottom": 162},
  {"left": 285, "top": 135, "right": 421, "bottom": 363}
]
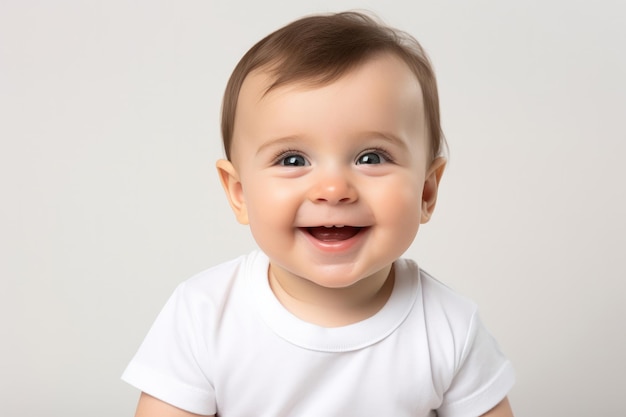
[
  {"left": 216, "top": 159, "right": 249, "bottom": 225},
  {"left": 420, "top": 157, "right": 446, "bottom": 224}
]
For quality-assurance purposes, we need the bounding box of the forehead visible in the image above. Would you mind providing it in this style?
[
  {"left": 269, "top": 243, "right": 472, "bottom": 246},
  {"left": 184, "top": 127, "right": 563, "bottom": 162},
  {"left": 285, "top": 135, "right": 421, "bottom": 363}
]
[
  {"left": 244, "top": 52, "right": 421, "bottom": 105},
  {"left": 231, "top": 53, "right": 425, "bottom": 156}
]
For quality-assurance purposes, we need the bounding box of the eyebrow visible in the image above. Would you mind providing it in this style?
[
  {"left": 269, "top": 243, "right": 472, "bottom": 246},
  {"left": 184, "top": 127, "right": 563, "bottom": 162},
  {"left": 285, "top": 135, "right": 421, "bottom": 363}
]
[
  {"left": 255, "top": 136, "right": 303, "bottom": 157},
  {"left": 366, "top": 131, "right": 410, "bottom": 151},
  {"left": 255, "top": 131, "right": 410, "bottom": 156}
]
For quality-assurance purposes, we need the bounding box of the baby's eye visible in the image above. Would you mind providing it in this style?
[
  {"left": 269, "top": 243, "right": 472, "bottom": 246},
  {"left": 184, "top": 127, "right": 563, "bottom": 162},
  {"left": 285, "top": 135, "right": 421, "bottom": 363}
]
[
  {"left": 279, "top": 154, "right": 309, "bottom": 167},
  {"left": 356, "top": 151, "right": 387, "bottom": 165}
]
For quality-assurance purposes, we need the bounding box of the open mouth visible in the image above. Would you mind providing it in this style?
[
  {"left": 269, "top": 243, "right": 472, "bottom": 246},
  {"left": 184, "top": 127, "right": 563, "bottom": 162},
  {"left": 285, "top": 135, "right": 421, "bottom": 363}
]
[{"left": 304, "top": 226, "right": 364, "bottom": 242}]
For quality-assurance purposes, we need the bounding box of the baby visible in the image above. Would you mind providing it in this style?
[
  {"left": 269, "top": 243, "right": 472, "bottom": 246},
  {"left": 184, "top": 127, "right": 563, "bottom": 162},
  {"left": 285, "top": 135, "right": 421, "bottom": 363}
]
[{"left": 123, "top": 11, "right": 515, "bottom": 417}]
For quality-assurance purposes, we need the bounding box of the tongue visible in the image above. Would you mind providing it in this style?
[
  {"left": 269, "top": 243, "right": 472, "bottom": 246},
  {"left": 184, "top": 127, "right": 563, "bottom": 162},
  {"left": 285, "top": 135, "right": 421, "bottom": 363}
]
[{"left": 307, "top": 226, "right": 361, "bottom": 241}]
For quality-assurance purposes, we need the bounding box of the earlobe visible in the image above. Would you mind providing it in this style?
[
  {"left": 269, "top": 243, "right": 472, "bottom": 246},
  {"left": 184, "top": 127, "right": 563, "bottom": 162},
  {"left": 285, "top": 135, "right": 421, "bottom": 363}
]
[
  {"left": 420, "top": 157, "right": 446, "bottom": 224},
  {"left": 216, "top": 159, "right": 249, "bottom": 225}
]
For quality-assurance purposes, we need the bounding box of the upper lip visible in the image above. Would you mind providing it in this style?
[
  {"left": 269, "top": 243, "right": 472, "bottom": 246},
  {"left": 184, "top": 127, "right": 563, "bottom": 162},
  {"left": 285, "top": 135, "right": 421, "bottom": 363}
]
[{"left": 299, "top": 224, "right": 369, "bottom": 229}]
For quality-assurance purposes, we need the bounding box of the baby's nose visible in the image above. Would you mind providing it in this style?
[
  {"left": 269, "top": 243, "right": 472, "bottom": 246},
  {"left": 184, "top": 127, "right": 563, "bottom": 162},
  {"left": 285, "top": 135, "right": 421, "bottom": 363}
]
[{"left": 307, "top": 170, "right": 357, "bottom": 205}]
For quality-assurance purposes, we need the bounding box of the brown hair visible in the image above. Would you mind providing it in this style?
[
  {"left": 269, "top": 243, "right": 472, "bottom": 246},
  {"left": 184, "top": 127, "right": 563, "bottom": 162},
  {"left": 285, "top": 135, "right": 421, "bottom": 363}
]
[{"left": 221, "top": 11, "right": 445, "bottom": 161}]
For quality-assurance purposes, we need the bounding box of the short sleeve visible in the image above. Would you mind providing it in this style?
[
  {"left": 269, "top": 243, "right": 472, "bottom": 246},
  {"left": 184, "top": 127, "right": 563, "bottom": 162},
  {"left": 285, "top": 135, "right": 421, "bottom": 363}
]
[
  {"left": 121, "top": 282, "right": 216, "bottom": 415},
  {"left": 437, "top": 313, "right": 515, "bottom": 417}
]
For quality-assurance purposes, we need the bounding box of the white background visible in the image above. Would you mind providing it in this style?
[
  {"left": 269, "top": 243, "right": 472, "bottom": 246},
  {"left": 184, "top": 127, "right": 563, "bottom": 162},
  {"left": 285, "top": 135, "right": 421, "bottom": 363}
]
[{"left": 1, "top": 1, "right": 625, "bottom": 416}]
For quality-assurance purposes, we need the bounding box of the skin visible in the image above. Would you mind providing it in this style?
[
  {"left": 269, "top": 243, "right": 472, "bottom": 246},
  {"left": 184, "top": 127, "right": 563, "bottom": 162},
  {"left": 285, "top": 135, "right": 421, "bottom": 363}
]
[
  {"left": 133, "top": 53, "right": 513, "bottom": 416},
  {"left": 219, "top": 53, "right": 444, "bottom": 326},
  {"left": 135, "top": 393, "right": 513, "bottom": 417}
]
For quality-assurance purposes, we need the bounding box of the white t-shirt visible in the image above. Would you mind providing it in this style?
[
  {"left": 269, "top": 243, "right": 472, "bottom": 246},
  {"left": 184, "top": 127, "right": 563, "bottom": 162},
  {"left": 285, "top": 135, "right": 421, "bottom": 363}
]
[{"left": 122, "top": 250, "right": 514, "bottom": 416}]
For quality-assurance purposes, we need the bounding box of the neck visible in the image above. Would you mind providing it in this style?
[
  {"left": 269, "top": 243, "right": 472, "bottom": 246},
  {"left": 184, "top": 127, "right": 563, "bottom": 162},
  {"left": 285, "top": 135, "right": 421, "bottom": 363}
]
[{"left": 268, "top": 264, "right": 395, "bottom": 327}]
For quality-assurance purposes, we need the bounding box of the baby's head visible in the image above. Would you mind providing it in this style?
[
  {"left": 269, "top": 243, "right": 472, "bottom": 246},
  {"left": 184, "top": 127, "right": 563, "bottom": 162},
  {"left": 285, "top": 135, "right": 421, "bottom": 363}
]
[
  {"left": 221, "top": 11, "right": 445, "bottom": 164},
  {"left": 217, "top": 11, "right": 447, "bottom": 291}
]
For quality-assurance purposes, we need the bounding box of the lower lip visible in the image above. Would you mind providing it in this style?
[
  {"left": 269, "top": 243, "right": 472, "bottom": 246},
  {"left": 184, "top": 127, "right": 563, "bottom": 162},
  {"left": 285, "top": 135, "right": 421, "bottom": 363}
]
[{"left": 298, "top": 227, "right": 370, "bottom": 254}]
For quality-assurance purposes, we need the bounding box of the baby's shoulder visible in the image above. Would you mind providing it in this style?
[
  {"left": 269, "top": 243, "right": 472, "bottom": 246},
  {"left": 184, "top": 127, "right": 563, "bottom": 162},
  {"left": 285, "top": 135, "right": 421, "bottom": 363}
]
[
  {"left": 396, "top": 258, "right": 479, "bottom": 330},
  {"left": 174, "top": 251, "right": 263, "bottom": 306},
  {"left": 421, "top": 269, "right": 477, "bottom": 314}
]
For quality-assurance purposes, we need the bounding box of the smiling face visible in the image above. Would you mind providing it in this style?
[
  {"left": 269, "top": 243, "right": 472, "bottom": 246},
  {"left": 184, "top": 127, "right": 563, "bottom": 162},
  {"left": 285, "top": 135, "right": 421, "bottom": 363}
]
[{"left": 217, "top": 53, "right": 445, "bottom": 292}]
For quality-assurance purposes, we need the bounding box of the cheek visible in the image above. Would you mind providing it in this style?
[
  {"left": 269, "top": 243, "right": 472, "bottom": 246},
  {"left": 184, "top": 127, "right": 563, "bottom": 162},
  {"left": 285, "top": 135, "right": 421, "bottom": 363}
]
[
  {"left": 243, "top": 177, "right": 299, "bottom": 226},
  {"left": 377, "top": 173, "right": 423, "bottom": 213},
  {"left": 374, "top": 177, "right": 423, "bottom": 234}
]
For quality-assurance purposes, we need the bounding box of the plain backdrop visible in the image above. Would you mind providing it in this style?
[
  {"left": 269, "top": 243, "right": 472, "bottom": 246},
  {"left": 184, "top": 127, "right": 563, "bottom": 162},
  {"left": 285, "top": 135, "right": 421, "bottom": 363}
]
[{"left": 1, "top": 1, "right": 625, "bottom": 416}]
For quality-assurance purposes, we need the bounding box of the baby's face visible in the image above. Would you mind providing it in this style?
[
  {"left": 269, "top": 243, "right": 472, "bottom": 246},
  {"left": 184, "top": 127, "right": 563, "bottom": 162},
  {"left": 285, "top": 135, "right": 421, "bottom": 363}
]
[{"left": 219, "top": 53, "right": 444, "bottom": 289}]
